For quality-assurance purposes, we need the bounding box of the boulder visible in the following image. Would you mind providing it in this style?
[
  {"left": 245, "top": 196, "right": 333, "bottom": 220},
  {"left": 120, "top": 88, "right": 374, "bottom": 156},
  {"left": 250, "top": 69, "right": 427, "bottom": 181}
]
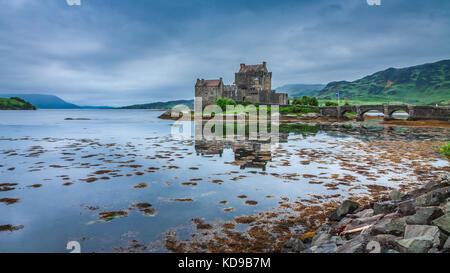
[
  {"left": 397, "top": 236, "right": 434, "bottom": 253},
  {"left": 415, "top": 186, "right": 449, "bottom": 207},
  {"left": 373, "top": 201, "right": 397, "bottom": 215},
  {"left": 352, "top": 209, "right": 374, "bottom": 218},
  {"left": 405, "top": 207, "right": 444, "bottom": 225},
  {"left": 307, "top": 242, "right": 338, "bottom": 253},
  {"left": 372, "top": 234, "right": 401, "bottom": 251},
  {"left": 389, "top": 190, "right": 405, "bottom": 201},
  {"left": 336, "top": 200, "right": 360, "bottom": 218},
  {"left": 404, "top": 225, "right": 440, "bottom": 247},
  {"left": 336, "top": 234, "right": 369, "bottom": 253},
  {"left": 443, "top": 237, "right": 450, "bottom": 250},
  {"left": 398, "top": 199, "right": 416, "bottom": 216},
  {"left": 385, "top": 218, "right": 407, "bottom": 236},
  {"left": 281, "top": 238, "right": 306, "bottom": 253},
  {"left": 432, "top": 213, "right": 450, "bottom": 235}
]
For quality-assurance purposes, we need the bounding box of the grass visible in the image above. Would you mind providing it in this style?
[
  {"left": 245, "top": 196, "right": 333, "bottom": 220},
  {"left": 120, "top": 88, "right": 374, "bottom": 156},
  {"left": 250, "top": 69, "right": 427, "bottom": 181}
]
[
  {"left": 438, "top": 143, "right": 450, "bottom": 159},
  {"left": 0, "top": 97, "right": 36, "bottom": 110}
]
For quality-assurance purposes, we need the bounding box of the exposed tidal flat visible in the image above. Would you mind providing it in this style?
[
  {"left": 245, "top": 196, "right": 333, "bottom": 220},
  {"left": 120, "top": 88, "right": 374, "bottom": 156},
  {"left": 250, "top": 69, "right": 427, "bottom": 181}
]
[{"left": 0, "top": 109, "right": 448, "bottom": 253}]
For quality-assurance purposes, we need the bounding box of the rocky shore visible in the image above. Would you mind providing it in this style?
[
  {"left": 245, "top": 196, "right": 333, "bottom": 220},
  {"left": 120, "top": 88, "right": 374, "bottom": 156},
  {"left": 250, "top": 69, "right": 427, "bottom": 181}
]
[{"left": 282, "top": 175, "right": 450, "bottom": 253}]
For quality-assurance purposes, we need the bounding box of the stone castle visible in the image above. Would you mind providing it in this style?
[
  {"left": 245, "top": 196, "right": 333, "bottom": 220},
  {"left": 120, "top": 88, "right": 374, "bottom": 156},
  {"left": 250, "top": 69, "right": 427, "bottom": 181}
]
[{"left": 195, "top": 62, "right": 288, "bottom": 108}]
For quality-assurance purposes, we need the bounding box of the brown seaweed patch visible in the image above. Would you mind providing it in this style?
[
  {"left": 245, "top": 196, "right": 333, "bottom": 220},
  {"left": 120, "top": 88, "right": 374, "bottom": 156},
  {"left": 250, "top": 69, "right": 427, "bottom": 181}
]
[
  {"left": 223, "top": 207, "right": 235, "bottom": 212},
  {"left": 219, "top": 201, "right": 228, "bottom": 205},
  {"left": 28, "top": 184, "right": 42, "bottom": 188},
  {"left": 0, "top": 198, "right": 20, "bottom": 205},
  {"left": 134, "top": 183, "right": 148, "bottom": 189},
  {"left": 181, "top": 182, "right": 198, "bottom": 186},
  {"left": 192, "top": 218, "right": 213, "bottom": 230},
  {"left": 0, "top": 183, "right": 18, "bottom": 192},
  {"left": 170, "top": 198, "right": 194, "bottom": 202},
  {"left": 80, "top": 177, "right": 98, "bottom": 183},
  {"left": 62, "top": 182, "right": 73, "bottom": 186},
  {"left": 236, "top": 195, "right": 247, "bottom": 199},
  {"left": 0, "top": 224, "right": 24, "bottom": 232},
  {"left": 244, "top": 200, "right": 258, "bottom": 206},
  {"left": 99, "top": 211, "right": 129, "bottom": 222},
  {"left": 234, "top": 216, "right": 257, "bottom": 224}
]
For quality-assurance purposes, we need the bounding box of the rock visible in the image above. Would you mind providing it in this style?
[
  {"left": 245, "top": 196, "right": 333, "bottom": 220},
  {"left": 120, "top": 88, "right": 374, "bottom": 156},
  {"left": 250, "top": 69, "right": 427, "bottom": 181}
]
[
  {"left": 372, "top": 234, "right": 401, "bottom": 251},
  {"left": 352, "top": 209, "right": 374, "bottom": 218},
  {"left": 336, "top": 234, "right": 369, "bottom": 253},
  {"left": 311, "top": 225, "right": 331, "bottom": 246},
  {"left": 385, "top": 218, "right": 407, "bottom": 236},
  {"left": 443, "top": 237, "right": 450, "bottom": 250},
  {"left": 308, "top": 242, "right": 338, "bottom": 253},
  {"left": 404, "top": 225, "right": 440, "bottom": 247},
  {"left": 432, "top": 213, "right": 450, "bottom": 235},
  {"left": 415, "top": 187, "right": 449, "bottom": 207},
  {"left": 329, "top": 211, "right": 342, "bottom": 221},
  {"left": 443, "top": 200, "right": 450, "bottom": 213},
  {"left": 281, "top": 238, "right": 306, "bottom": 253},
  {"left": 390, "top": 190, "right": 405, "bottom": 201},
  {"left": 336, "top": 200, "right": 360, "bottom": 218},
  {"left": 405, "top": 207, "right": 444, "bottom": 225},
  {"left": 398, "top": 199, "right": 416, "bottom": 216},
  {"left": 397, "top": 236, "right": 434, "bottom": 253},
  {"left": 373, "top": 201, "right": 397, "bottom": 215},
  {"left": 428, "top": 248, "right": 440, "bottom": 253}
]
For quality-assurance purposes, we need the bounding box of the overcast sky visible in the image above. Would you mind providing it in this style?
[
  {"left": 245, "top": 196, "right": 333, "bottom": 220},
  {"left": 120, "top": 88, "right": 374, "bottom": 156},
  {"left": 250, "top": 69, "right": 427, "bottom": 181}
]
[{"left": 0, "top": 0, "right": 449, "bottom": 106}]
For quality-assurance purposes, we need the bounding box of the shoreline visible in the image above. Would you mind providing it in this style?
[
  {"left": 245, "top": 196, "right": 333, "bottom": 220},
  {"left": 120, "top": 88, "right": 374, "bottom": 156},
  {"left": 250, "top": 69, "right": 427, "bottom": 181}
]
[{"left": 282, "top": 174, "right": 450, "bottom": 253}]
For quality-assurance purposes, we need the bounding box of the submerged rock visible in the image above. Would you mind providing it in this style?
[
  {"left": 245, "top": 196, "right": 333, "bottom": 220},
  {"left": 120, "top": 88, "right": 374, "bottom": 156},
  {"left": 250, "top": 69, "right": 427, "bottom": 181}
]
[{"left": 330, "top": 200, "right": 360, "bottom": 221}]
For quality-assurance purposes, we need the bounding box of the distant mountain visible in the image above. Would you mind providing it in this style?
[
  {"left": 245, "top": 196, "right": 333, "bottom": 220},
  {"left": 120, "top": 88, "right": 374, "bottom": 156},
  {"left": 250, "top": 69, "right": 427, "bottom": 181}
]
[
  {"left": 317, "top": 60, "right": 450, "bottom": 105},
  {"left": 0, "top": 94, "right": 113, "bottom": 109},
  {"left": 0, "top": 94, "right": 80, "bottom": 109},
  {"left": 121, "top": 99, "right": 194, "bottom": 109},
  {"left": 275, "top": 84, "right": 326, "bottom": 97}
]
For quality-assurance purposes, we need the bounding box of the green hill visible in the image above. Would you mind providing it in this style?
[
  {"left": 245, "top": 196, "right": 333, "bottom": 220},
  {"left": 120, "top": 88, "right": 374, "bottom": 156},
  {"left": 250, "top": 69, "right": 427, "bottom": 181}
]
[
  {"left": 275, "top": 84, "right": 326, "bottom": 98},
  {"left": 317, "top": 60, "right": 450, "bottom": 105},
  {"left": 121, "top": 99, "right": 194, "bottom": 109},
  {"left": 0, "top": 97, "right": 36, "bottom": 110}
]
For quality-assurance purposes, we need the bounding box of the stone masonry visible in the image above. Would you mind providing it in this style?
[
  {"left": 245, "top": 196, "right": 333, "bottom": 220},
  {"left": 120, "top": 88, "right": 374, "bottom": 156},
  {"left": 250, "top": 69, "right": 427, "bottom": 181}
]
[{"left": 195, "top": 62, "right": 288, "bottom": 108}]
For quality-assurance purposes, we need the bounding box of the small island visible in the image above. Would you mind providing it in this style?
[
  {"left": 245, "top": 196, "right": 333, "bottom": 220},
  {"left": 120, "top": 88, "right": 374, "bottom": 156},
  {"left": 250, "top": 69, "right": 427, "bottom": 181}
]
[{"left": 0, "top": 97, "right": 36, "bottom": 110}]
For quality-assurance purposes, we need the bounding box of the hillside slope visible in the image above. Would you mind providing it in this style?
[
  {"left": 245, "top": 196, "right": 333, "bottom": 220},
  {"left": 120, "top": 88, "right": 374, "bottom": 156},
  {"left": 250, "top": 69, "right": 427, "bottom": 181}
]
[
  {"left": 0, "top": 97, "right": 36, "bottom": 110},
  {"left": 121, "top": 99, "right": 194, "bottom": 109},
  {"left": 0, "top": 94, "right": 80, "bottom": 109},
  {"left": 275, "top": 84, "right": 326, "bottom": 97},
  {"left": 317, "top": 60, "right": 450, "bottom": 105}
]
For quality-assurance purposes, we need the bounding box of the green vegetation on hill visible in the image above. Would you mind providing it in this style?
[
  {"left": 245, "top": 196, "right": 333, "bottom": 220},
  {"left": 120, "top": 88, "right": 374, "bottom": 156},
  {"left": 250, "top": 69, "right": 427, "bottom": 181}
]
[
  {"left": 0, "top": 97, "right": 36, "bottom": 110},
  {"left": 276, "top": 84, "right": 326, "bottom": 98},
  {"left": 439, "top": 143, "right": 450, "bottom": 159},
  {"left": 317, "top": 59, "right": 450, "bottom": 105},
  {"left": 121, "top": 99, "right": 194, "bottom": 109}
]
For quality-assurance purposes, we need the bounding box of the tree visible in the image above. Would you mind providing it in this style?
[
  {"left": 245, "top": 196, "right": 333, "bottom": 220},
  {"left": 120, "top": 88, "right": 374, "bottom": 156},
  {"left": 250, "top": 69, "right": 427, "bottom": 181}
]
[
  {"left": 216, "top": 97, "right": 237, "bottom": 111},
  {"left": 292, "top": 96, "right": 319, "bottom": 106},
  {"left": 325, "top": 101, "right": 339, "bottom": 106}
]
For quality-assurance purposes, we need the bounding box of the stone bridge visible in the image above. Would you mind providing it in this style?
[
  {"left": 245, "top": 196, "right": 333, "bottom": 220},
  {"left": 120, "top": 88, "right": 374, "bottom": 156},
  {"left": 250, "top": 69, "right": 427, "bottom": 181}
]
[{"left": 318, "top": 105, "right": 449, "bottom": 121}]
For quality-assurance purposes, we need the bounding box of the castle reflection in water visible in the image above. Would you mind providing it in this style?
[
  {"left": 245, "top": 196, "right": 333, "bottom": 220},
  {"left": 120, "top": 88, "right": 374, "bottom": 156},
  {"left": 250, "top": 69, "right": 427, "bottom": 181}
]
[{"left": 194, "top": 123, "right": 288, "bottom": 171}]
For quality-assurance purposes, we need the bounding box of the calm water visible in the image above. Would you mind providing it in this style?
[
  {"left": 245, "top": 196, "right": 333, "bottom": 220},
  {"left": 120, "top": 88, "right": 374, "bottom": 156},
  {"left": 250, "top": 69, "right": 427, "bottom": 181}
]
[{"left": 0, "top": 109, "right": 448, "bottom": 253}]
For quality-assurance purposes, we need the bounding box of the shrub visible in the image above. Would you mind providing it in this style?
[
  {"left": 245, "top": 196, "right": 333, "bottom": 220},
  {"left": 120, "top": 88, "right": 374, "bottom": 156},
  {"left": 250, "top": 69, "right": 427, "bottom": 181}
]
[
  {"left": 292, "top": 96, "right": 319, "bottom": 106},
  {"left": 325, "top": 101, "right": 339, "bottom": 106},
  {"left": 216, "top": 97, "right": 237, "bottom": 111},
  {"left": 438, "top": 143, "right": 450, "bottom": 159}
]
